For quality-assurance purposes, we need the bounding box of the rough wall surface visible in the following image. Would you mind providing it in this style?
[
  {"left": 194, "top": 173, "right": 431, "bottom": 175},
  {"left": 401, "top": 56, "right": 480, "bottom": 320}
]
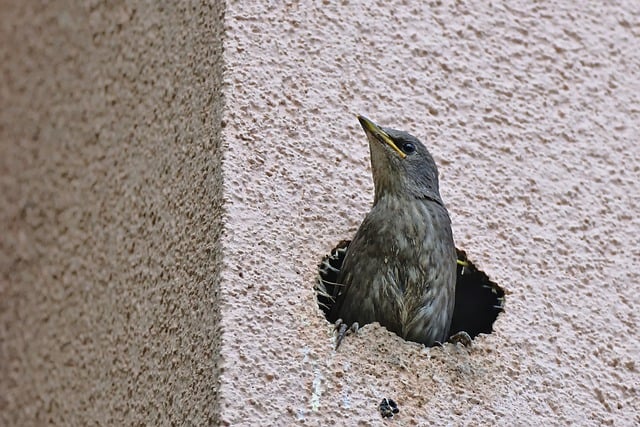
[
  {"left": 219, "top": 0, "right": 639, "bottom": 425},
  {"left": 1, "top": 0, "right": 639, "bottom": 426},
  {"left": 1, "top": 1, "right": 225, "bottom": 425}
]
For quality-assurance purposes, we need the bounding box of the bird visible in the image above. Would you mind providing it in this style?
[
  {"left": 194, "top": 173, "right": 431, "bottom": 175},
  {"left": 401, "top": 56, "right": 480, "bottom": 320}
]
[{"left": 329, "top": 115, "right": 457, "bottom": 348}]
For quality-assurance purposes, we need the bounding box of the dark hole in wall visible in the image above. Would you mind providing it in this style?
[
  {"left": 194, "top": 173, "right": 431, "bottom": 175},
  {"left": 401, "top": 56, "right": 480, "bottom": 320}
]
[{"left": 316, "top": 241, "right": 504, "bottom": 343}]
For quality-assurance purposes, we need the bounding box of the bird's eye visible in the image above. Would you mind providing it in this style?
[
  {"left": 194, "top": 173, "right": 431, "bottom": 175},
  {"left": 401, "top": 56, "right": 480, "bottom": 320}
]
[{"left": 401, "top": 142, "right": 416, "bottom": 154}]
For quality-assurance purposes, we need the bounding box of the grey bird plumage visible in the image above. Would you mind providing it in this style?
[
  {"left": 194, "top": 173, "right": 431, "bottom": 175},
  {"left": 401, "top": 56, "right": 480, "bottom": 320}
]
[{"left": 329, "top": 116, "right": 457, "bottom": 346}]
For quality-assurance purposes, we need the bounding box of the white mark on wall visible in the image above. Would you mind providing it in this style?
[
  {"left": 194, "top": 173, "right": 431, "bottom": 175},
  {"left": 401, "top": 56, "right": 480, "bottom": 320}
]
[{"left": 311, "top": 367, "right": 323, "bottom": 411}]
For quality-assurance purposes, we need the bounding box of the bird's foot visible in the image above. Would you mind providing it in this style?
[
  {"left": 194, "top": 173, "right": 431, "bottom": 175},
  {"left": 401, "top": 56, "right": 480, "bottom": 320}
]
[
  {"left": 448, "top": 331, "right": 472, "bottom": 347},
  {"left": 334, "top": 319, "right": 359, "bottom": 350}
]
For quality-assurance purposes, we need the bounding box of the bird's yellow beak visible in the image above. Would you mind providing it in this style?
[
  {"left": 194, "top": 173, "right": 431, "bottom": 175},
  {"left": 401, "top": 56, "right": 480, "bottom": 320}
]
[{"left": 357, "top": 115, "right": 407, "bottom": 159}]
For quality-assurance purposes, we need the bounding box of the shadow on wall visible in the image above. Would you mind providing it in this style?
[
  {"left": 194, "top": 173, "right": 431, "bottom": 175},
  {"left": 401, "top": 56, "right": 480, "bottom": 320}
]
[{"left": 316, "top": 241, "right": 505, "bottom": 344}]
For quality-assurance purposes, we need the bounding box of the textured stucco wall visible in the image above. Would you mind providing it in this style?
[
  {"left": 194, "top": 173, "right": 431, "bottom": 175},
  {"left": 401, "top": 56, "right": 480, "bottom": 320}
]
[
  {"left": 219, "top": 1, "right": 639, "bottom": 425},
  {"left": 2, "top": 0, "right": 639, "bottom": 426},
  {"left": 1, "top": 1, "right": 225, "bottom": 425}
]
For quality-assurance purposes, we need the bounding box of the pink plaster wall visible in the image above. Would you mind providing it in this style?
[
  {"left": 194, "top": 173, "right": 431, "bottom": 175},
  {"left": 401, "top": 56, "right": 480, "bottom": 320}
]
[
  {"left": 220, "top": 1, "right": 639, "bottom": 425},
  {"left": 1, "top": 0, "right": 639, "bottom": 425}
]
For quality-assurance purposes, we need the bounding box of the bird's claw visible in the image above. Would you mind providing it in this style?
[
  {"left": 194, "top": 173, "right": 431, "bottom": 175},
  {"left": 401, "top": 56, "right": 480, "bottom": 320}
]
[
  {"left": 334, "top": 319, "right": 359, "bottom": 350},
  {"left": 448, "top": 331, "right": 473, "bottom": 347}
]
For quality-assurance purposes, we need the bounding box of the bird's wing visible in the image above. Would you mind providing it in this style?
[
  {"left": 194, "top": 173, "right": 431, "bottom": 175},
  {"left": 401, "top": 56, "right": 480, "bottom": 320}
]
[
  {"left": 327, "top": 216, "right": 376, "bottom": 323},
  {"left": 328, "top": 213, "right": 404, "bottom": 330}
]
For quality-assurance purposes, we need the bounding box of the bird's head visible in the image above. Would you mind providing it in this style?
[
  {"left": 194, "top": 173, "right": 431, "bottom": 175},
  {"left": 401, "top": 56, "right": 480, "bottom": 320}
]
[{"left": 357, "top": 115, "right": 443, "bottom": 204}]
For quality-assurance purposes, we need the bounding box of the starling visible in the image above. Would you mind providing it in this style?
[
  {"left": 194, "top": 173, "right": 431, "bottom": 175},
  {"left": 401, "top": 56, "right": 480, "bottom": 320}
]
[{"left": 329, "top": 116, "right": 457, "bottom": 348}]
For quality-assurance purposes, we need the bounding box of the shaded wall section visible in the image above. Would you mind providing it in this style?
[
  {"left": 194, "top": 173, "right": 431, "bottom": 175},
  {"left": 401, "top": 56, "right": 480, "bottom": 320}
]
[{"left": 1, "top": 1, "right": 225, "bottom": 425}]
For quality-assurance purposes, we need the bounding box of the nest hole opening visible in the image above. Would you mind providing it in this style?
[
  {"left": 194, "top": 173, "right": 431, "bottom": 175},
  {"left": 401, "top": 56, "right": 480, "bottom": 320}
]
[{"left": 315, "top": 240, "right": 505, "bottom": 344}]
